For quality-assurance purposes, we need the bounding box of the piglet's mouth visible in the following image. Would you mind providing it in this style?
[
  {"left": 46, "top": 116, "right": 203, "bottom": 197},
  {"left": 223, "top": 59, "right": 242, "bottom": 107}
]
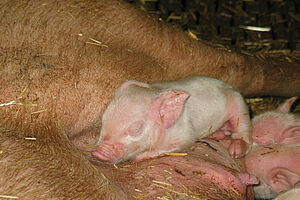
[{"left": 92, "top": 143, "right": 124, "bottom": 163}]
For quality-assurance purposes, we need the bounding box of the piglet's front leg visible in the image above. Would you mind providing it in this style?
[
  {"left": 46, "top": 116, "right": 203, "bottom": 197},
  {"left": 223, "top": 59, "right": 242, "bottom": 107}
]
[
  {"left": 226, "top": 92, "right": 252, "bottom": 158},
  {"left": 212, "top": 92, "right": 252, "bottom": 158},
  {"left": 228, "top": 139, "right": 249, "bottom": 158},
  {"left": 211, "top": 124, "right": 249, "bottom": 158}
]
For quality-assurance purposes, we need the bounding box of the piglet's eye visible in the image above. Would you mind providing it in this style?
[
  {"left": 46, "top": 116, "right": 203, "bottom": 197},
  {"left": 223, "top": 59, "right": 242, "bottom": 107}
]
[{"left": 124, "top": 120, "right": 144, "bottom": 137}]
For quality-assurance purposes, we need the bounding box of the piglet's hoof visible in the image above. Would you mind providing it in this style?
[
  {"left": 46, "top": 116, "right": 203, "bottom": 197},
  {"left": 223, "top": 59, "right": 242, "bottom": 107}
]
[{"left": 229, "top": 139, "right": 248, "bottom": 158}]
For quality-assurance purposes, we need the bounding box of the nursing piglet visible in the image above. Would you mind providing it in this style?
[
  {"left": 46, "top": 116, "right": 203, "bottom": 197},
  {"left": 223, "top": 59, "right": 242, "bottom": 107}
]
[
  {"left": 245, "top": 143, "right": 300, "bottom": 199},
  {"left": 245, "top": 97, "right": 300, "bottom": 199},
  {"left": 93, "top": 76, "right": 252, "bottom": 163},
  {"left": 252, "top": 96, "right": 300, "bottom": 145}
]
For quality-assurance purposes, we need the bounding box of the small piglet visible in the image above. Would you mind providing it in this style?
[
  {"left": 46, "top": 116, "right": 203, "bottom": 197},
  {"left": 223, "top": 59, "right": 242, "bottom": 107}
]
[
  {"left": 92, "top": 76, "right": 252, "bottom": 163},
  {"left": 245, "top": 97, "right": 300, "bottom": 199},
  {"left": 252, "top": 96, "right": 300, "bottom": 145}
]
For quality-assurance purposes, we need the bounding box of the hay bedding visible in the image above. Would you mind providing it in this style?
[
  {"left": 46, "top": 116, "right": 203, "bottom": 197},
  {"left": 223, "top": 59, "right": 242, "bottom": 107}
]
[
  {"left": 0, "top": 1, "right": 298, "bottom": 200},
  {"left": 127, "top": 0, "right": 300, "bottom": 114}
]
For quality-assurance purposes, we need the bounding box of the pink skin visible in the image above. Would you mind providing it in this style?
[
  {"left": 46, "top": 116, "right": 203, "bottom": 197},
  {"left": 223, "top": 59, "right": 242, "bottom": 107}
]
[
  {"left": 93, "top": 86, "right": 189, "bottom": 163},
  {"left": 244, "top": 96, "right": 300, "bottom": 199},
  {"left": 93, "top": 76, "right": 252, "bottom": 163},
  {"left": 212, "top": 91, "right": 252, "bottom": 158},
  {"left": 92, "top": 141, "right": 124, "bottom": 162},
  {"left": 252, "top": 97, "right": 300, "bottom": 145},
  {"left": 245, "top": 144, "right": 300, "bottom": 199}
]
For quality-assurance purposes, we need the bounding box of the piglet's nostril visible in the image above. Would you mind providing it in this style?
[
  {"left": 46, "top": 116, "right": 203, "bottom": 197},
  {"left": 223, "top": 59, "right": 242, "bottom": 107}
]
[
  {"left": 93, "top": 142, "right": 124, "bottom": 163},
  {"left": 92, "top": 151, "right": 113, "bottom": 162},
  {"left": 113, "top": 143, "right": 123, "bottom": 150}
]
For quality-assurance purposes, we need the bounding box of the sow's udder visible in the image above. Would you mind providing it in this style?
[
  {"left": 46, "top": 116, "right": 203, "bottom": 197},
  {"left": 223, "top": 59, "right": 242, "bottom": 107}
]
[{"left": 91, "top": 139, "right": 255, "bottom": 200}]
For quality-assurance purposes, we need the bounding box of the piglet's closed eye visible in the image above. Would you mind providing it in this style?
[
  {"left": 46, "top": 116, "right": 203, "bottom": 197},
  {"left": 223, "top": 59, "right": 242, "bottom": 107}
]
[{"left": 124, "top": 121, "right": 144, "bottom": 137}]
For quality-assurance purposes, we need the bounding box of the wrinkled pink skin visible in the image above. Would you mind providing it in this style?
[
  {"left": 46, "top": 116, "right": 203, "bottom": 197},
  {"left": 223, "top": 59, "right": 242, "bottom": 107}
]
[
  {"left": 93, "top": 76, "right": 252, "bottom": 163},
  {"left": 245, "top": 97, "right": 300, "bottom": 199}
]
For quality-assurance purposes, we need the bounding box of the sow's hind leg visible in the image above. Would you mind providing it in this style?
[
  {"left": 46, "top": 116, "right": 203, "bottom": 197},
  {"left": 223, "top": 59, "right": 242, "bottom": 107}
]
[{"left": 212, "top": 90, "right": 252, "bottom": 158}]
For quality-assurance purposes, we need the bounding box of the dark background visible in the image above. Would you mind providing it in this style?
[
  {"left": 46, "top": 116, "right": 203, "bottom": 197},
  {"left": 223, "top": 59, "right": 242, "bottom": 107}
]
[
  {"left": 126, "top": 0, "right": 300, "bottom": 116},
  {"left": 127, "top": 0, "right": 300, "bottom": 62}
]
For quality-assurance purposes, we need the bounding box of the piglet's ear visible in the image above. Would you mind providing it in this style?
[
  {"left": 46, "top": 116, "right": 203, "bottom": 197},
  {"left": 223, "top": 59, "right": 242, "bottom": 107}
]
[
  {"left": 280, "top": 126, "right": 300, "bottom": 145},
  {"left": 267, "top": 167, "right": 300, "bottom": 194},
  {"left": 150, "top": 90, "right": 190, "bottom": 129},
  {"left": 118, "top": 80, "right": 151, "bottom": 92},
  {"left": 277, "top": 97, "right": 298, "bottom": 113}
]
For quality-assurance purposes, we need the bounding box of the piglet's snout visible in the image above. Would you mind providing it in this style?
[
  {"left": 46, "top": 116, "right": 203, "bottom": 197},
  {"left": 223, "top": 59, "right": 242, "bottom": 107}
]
[
  {"left": 92, "top": 142, "right": 124, "bottom": 163},
  {"left": 253, "top": 135, "right": 273, "bottom": 145}
]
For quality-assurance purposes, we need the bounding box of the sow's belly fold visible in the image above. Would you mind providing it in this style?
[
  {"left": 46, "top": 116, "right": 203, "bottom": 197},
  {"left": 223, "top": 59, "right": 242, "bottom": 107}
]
[{"left": 92, "top": 139, "right": 256, "bottom": 200}]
